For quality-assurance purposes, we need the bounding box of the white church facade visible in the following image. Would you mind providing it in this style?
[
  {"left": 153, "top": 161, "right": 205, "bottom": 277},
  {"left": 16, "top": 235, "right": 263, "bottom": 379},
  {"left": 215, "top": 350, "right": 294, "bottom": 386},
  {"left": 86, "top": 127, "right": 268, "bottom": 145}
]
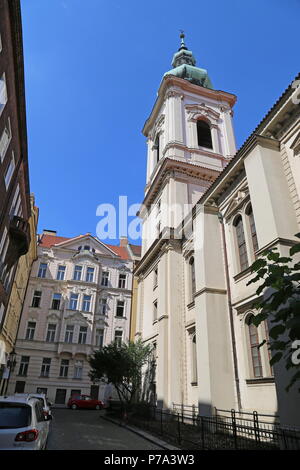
[{"left": 135, "top": 34, "right": 300, "bottom": 426}]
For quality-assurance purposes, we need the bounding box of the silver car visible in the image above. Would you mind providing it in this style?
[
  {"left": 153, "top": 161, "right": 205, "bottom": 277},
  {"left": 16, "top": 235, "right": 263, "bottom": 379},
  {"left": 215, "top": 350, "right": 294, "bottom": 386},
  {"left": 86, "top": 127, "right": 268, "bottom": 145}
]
[
  {"left": 0, "top": 395, "right": 51, "bottom": 450},
  {"left": 15, "top": 393, "right": 52, "bottom": 419}
]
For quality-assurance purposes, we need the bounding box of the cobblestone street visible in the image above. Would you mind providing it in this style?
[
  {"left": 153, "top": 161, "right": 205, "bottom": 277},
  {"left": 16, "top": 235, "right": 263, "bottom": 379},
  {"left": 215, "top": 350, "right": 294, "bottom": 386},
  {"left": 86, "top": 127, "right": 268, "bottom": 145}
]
[{"left": 46, "top": 409, "right": 163, "bottom": 450}]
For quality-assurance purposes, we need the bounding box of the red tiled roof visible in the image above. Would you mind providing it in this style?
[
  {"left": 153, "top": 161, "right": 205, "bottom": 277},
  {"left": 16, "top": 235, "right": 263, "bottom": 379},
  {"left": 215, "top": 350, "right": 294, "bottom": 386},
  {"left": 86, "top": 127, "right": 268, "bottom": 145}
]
[
  {"left": 38, "top": 234, "right": 133, "bottom": 260},
  {"left": 129, "top": 244, "right": 142, "bottom": 256}
]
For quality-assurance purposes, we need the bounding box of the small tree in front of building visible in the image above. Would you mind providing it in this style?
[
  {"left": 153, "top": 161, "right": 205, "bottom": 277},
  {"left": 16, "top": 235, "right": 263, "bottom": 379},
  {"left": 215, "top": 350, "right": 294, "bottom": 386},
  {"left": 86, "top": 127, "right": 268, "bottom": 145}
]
[
  {"left": 247, "top": 233, "right": 300, "bottom": 392},
  {"left": 88, "top": 339, "right": 153, "bottom": 409}
]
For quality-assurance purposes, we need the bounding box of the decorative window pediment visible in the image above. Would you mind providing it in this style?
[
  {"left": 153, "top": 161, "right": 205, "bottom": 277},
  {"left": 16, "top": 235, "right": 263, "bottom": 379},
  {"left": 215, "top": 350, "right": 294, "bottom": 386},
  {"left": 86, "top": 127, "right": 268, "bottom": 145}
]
[
  {"left": 224, "top": 186, "right": 249, "bottom": 220},
  {"left": 185, "top": 103, "right": 220, "bottom": 124},
  {"left": 150, "top": 114, "right": 165, "bottom": 141}
]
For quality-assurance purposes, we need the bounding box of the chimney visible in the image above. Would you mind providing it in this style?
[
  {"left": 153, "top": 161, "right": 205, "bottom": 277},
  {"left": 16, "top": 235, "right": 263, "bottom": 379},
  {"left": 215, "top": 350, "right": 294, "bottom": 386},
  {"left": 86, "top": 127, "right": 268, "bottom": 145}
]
[
  {"left": 43, "top": 229, "right": 57, "bottom": 236},
  {"left": 119, "top": 236, "right": 128, "bottom": 247}
]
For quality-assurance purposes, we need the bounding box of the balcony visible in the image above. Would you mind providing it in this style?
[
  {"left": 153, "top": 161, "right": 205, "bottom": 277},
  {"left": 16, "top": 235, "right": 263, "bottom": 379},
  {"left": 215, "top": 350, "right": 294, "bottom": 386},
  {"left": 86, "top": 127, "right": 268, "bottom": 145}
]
[{"left": 5, "top": 216, "right": 30, "bottom": 269}]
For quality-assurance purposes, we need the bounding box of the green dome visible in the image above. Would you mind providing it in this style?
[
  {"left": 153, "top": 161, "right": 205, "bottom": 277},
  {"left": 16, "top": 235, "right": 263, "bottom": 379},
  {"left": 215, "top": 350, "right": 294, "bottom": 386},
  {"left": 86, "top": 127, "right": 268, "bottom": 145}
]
[{"left": 164, "top": 33, "right": 213, "bottom": 89}]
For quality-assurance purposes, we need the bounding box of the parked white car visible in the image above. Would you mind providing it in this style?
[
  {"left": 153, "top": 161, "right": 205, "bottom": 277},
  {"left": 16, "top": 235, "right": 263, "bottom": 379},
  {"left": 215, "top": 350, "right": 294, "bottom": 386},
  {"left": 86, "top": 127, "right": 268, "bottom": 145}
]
[
  {"left": 0, "top": 395, "right": 51, "bottom": 450},
  {"left": 15, "top": 393, "right": 52, "bottom": 419}
]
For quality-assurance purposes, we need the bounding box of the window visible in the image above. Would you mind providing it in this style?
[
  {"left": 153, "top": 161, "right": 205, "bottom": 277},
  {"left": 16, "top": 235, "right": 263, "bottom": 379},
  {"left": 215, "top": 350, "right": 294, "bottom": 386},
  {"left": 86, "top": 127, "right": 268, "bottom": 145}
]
[
  {"left": 74, "top": 361, "right": 83, "bottom": 379},
  {"left": 95, "top": 329, "right": 104, "bottom": 348},
  {"left": 73, "top": 265, "right": 82, "bottom": 281},
  {"left": 101, "top": 271, "right": 109, "bottom": 286},
  {"left": 38, "top": 263, "right": 47, "bottom": 278},
  {"left": 31, "top": 290, "right": 42, "bottom": 308},
  {"left": 153, "top": 300, "right": 158, "bottom": 322},
  {"left": 69, "top": 293, "right": 78, "bottom": 310},
  {"left": 56, "top": 265, "right": 66, "bottom": 281},
  {"left": 246, "top": 205, "right": 259, "bottom": 254},
  {"left": 154, "top": 134, "right": 160, "bottom": 164},
  {"left": 4, "top": 152, "right": 15, "bottom": 189},
  {"left": 86, "top": 267, "right": 94, "bottom": 283},
  {"left": 46, "top": 324, "right": 56, "bottom": 343},
  {"left": 59, "top": 359, "right": 69, "bottom": 378},
  {"left": 116, "top": 300, "right": 125, "bottom": 317},
  {"left": 197, "top": 120, "right": 212, "bottom": 149},
  {"left": 0, "top": 73, "right": 8, "bottom": 116},
  {"left": 264, "top": 321, "right": 274, "bottom": 376},
  {"left": 100, "top": 298, "right": 107, "bottom": 315},
  {"left": 18, "top": 356, "right": 30, "bottom": 376},
  {"left": 25, "top": 321, "right": 36, "bottom": 340},
  {"left": 118, "top": 274, "right": 126, "bottom": 289},
  {"left": 234, "top": 215, "right": 249, "bottom": 272},
  {"left": 0, "top": 119, "right": 11, "bottom": 162},
  {"left": 114, "top": 330, "right": 123, "bottom": 347},
  {"left": 247, "top": 316, "right": 263, "bottom": 378},
  {"left": 41, "top": 358, "right": 51, "bottom": 378},
  {"left": 0, "top": 227, "right": 9, "bottom": 282},
  {"left": 65, "top": 325, "right": 74, "bottom": 343},
  {"left": 78, "top": 326, "right": 87, "bottom": 344},
  {"left": 9, "top": 184, "right": 22, "bottom": 218},
  {"left": 189, "top": 257, "right": 196, "bottom": 301},
  {"left": 51, "top": 293, "right": 61, "bottom": 310},
  {"left": 82, "top": 295, "right": 91, "bottom": 312},
  {"left": 153, "top": 268, "right": 158, "bottom": 289},
  {"left": 191, "top": 334, "right": 198, "bottom": 384}
]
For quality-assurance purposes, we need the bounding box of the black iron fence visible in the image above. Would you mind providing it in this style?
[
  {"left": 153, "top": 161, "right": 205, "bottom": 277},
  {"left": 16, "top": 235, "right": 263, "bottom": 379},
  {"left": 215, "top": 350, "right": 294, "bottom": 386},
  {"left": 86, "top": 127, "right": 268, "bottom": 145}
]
[{"left": 127, "top": 404, "right": 300, "bottom": 450}]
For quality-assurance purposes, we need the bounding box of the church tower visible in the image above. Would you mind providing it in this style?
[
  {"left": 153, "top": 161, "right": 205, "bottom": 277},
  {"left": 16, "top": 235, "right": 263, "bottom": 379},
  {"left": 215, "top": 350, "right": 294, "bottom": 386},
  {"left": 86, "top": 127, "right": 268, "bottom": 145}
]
[{"left": 136, "top": 35, "right": 237, "bottom": 409}]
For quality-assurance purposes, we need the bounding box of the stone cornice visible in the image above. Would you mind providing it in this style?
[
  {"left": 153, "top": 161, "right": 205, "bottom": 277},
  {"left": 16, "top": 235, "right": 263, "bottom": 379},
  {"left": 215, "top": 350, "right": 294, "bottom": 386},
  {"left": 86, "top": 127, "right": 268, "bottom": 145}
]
[{"left": 161, "top": 141, "right": 228, "bottom": 163}]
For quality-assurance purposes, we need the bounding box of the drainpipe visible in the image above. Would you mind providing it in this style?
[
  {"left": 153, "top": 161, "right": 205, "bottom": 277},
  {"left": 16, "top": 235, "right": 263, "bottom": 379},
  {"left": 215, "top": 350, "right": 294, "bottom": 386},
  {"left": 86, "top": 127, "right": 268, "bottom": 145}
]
[{"left": 218, "top": 212, "right": 242, "bottom": 411}]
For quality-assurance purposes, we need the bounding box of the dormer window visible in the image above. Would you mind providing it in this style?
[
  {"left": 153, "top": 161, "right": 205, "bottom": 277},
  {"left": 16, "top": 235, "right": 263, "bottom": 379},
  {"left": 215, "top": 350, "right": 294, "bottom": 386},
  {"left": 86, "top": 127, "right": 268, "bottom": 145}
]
[
  {"left": 84, "top": 245, "right": 90, "bottom": 251},
  {"left": 197, "top": 120, "right": 213, "bottom": 149}
]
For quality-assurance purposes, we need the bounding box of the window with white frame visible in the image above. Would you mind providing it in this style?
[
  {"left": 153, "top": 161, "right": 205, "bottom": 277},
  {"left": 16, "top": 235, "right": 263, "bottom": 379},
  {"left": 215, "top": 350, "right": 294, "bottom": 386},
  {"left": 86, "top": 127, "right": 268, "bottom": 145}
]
[
  {"left": 101, "top": 271, "right": 109, "bottom": 286},
  {"left": 65, "top": 325, "right": 74, "bottom": 343},
  {"left": 82, "top": 295, "right": 91, "bottom": 312},
  {"left": 25, "top": 321, "right": 36, "bottom": 340},
  {"left": 116, "top": 300, "right": 125, "bottom": 317},
  {"left": 37, "top": 262, "right": 47, "bottom": 278},
  {"left": 4, "top": 152, "right": 15, "bottom": 189},
  {"left": 0, "top": 227, "right": 9, "bottom": 281},
  {"left": 86, "top": 267, "right": 94, "bottom": 283},
  {"left": 189, "top": 256, "right": 196, "bottom": 302},
  {"left": 51, "top": 293, "right": 61, "bottom": 310},
  {"left": 95, "top": 329, "right": 104, "bottom": 348},
  {"left": 191, "top": 333, "right": 198, "bottom": 384},
  {"left": 246, "top": 315, "right": 263, "bottom": 378},
  {"left": 46, "top": 323, "right": 57, "bottom": 342},
  {"left": 0, "top": 118, "right": 11, "bottom": 162},
  {"left": 100, "top": 298, "right": 107, "bottom": 315},
  {"left": 0, "top": 73, "right": 8, "bottom": 116},
  {"left": 118, "top": 273, "right": 126, "bottom": 289},
  {"left": 78, "top": 326, "right": 87, "bottom": 344},
  {"left": 56, "top": 265, "right": 66, "bottom": 280},
  {"left": 246, "top": 204, "right": 259, "bottom": 254},
  {"left": 197, "top": 119, "right": 212, "bottom": 149},
  {"left": 9, "top": 183, "right": 22, "bottom": 218},
  {"left": 74, "top": 361, "right": 83, "bottom": 379},
  {"left": 41, "top": 358, "right": 51, "bottom": 377},
  {"left": 114, "top": 330, "right": 123, "bottom": 347},
  {"left": 73, "top": 265, "right": 82, "bottom": 281},
  {"left": 69, "top": 293, "right": 78, "bottom": 310},
  {"left": 59, "top": 359, "right": 69, "bottom": 377},
  {"left": 153, "top": 267, "right": 158, "bottom": 289},
  {"left": 153, "top": 300, "right": 158, "bottom": 322},
  {"left": 18, "top": 356, "right": 30, "bottom": 376},
  {"left": 31, "top": 290, "right": 42, "bottom": 308}
]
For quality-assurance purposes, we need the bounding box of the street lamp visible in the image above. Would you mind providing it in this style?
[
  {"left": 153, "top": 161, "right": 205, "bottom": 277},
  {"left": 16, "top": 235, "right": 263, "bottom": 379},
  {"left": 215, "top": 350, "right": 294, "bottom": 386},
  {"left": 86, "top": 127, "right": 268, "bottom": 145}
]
[{"left": 7, "top": 349, "right": 17, "bottom": 372}]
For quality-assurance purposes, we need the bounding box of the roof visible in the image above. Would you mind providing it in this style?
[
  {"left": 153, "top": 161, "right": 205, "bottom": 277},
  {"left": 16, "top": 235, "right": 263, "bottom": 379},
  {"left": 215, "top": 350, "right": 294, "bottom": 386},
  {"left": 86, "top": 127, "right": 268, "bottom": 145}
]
[
  {"left": 38, "top": 233, "right": 141, "bottom": 261},
  {"left": 0, "top": 395, "right": 39, "bottom": 404}
]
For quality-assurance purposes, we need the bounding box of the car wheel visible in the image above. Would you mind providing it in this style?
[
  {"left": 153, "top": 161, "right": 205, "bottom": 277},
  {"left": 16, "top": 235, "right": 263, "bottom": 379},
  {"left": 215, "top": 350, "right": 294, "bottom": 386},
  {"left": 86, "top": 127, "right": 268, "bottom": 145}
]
[
  {"left": 95, "top": 404, "right": 101, "bottom": 410},
  {"left": 71, "top": 404, "right": 78, "bottom": 410}
]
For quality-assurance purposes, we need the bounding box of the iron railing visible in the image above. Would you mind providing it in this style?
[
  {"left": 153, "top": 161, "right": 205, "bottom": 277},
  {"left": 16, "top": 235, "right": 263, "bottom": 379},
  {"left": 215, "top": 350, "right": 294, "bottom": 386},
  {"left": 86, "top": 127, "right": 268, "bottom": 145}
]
[{"left": 127, "top": 405, "right": 300, "bottom": 450}]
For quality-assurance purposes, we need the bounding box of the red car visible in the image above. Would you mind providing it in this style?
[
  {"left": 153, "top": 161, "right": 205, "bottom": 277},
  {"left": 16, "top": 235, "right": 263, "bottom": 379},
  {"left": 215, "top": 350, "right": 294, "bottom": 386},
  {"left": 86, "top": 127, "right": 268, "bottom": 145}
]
[{"left": 67, "top": 394, "right": 104, "bottom": 410}]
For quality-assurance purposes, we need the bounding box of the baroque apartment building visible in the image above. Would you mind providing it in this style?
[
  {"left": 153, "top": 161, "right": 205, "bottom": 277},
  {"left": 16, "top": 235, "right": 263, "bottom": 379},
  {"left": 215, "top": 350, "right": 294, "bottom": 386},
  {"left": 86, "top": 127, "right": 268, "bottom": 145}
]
[
  {"left": 8, "top": 231, "right": 141, "bottom": 405},
  {"left": 0, "top": 1, "right": 33, "bottom": 383},
  {"left": 135, "top": 34, "right": 300, "bottom": 426}
]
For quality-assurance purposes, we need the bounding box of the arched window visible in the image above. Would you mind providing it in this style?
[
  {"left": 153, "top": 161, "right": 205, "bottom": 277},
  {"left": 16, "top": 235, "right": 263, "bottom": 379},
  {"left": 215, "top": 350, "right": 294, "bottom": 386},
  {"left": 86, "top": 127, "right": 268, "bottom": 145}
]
[
  {"left": 246, "top": 204, "right": 258, "bottom": 254},
  {"left": 197, "top": 120, "right": 213, "bottom": 149},
  {"left": 189, "top": 256, "right": 196, "bottom": 301},
  {"left": 233, "top": 215, "right": 248, "bottom": 271},
  {"left": 247, "top": 315, "right": 263, "bottom": 378},
  {"left": 154, "top": 134, "right": 160, "bottom": 164}
]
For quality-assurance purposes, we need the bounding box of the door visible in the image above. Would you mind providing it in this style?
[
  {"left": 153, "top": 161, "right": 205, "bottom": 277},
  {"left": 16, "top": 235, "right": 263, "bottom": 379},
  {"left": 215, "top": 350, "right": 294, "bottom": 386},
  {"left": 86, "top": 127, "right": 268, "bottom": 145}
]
[
  {"left": 90, "top": 385, "right": 99, "bottom": 400},
  {"left": 55, "top": 389, "right": 66, "bottom": 405}
]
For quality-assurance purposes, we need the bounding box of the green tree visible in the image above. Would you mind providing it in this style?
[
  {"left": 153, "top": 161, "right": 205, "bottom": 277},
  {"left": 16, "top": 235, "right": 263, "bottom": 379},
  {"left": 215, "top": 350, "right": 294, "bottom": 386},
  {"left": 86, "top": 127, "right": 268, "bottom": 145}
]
[
  {"left": 247, "top": 233, "right": 300, "bottom": 391},
  {"left": 88, "top": 339, "right": 153, "bottom": 407}
]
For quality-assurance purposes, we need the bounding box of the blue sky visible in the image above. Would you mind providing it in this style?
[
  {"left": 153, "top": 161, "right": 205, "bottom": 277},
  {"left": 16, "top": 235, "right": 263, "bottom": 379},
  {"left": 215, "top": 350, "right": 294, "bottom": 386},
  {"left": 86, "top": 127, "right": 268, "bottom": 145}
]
[{"left": 21, "top": 0, "right": 300, "bottom": 244}]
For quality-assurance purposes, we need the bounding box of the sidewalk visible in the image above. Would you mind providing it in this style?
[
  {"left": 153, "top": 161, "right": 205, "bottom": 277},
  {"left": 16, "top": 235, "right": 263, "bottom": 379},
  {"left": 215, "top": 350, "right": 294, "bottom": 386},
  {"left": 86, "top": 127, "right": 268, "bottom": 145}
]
[{"left": 102, "top": 415, "right": 180, "bottom": 451}]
